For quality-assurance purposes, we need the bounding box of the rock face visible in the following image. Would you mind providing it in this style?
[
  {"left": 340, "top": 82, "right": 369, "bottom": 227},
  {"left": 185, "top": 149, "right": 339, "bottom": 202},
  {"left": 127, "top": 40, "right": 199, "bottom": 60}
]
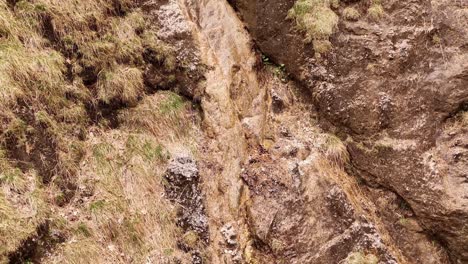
[
  {"left": 1, "top": 0, "right": 466, "bottom": 263},
  {"left": 164, "top": 155, "right": 208, "bottom": 239},
  {"left": 230, "top": 0, "right": 468, "bottom": 262},
  {"left": 164, "top": 155, "right": 209, "bottom": 263}
]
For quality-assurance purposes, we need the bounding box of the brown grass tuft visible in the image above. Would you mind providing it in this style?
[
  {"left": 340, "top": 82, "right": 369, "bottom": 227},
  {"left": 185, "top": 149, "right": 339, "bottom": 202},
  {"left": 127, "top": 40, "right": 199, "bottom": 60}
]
[
  {"left": 343, "top": 7, "right": 360, "bottom": 21},
  {"left": 97, "top": 66, "right": 144, "bottom": 105},
  {"left": 0, "top": 0, "right": 183, "bottom": 260},
  {"left": 288, "top": 0, "right": 339, "bottom": 47}
]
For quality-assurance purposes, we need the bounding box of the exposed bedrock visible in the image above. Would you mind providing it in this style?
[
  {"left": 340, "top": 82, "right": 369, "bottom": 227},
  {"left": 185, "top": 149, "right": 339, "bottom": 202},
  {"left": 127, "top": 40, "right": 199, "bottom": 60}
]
[{"left": 229, "top": 0, "right": 468, "bottom": 262}]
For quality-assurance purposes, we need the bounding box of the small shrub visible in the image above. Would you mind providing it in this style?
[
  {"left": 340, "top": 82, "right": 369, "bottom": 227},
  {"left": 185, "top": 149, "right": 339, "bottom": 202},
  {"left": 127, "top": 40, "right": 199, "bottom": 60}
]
[
  {"left": 266, "top": 63, "right": 288, "bottom": 82},
  {"left": 343, "top": 7, "right": 360, "bottom": 21},
  {"left": 432, "top": 34, "right": 442, "bottom": 45}
]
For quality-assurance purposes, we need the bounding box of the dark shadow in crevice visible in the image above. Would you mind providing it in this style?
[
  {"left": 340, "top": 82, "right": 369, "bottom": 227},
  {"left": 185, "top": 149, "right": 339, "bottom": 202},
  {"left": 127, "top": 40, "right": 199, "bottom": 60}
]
[{"left": 8, "top": 221, "right": 66, "bottom": 264}]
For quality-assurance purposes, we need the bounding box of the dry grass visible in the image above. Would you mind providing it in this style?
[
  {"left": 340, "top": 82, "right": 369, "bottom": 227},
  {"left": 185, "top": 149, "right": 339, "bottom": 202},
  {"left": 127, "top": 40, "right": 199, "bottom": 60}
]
[
  {"left": 97, "top": 66, "right": 144, "bottom": 105},
  {"left": 0, "top": 171, "right": 49, "bottom": 260},
  {"left": 312, "top": 39, "right": 333, "bottom": 54},
  {"left": 462, "top": 112, "right": 468, "bottom": 126},
  {"left": 288, "top": 0, "right": 339, "bottom": 46},
  {"left": 41, "top": 130, "right": 191, "bottom": 263},
  {"left": 343, "top": 7, "right": 360, "bottom": 21},
  {"left": 0, "top": 0, "right": 182, "bottom": 260},
  {"left": 318, "top": 133, "right": 349, "bottom": 167},
  {"left": 342, "top": 252, "right": 379, "bottom": 264},
  {"left": 367, "top": 0, "right": 384, "bottom": 21},
  {"left": 120, "top": 92, "right": 200, "bottom": 149}
]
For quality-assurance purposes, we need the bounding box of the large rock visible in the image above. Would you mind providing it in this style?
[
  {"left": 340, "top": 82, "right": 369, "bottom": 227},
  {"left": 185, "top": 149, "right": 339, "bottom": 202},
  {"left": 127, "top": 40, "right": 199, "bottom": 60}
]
[
  {"left": 230, "top": 0, "right": 468, "bottom": 261},
  {"left": 164, "top": 155, "right": 209, "bottom": 240}
]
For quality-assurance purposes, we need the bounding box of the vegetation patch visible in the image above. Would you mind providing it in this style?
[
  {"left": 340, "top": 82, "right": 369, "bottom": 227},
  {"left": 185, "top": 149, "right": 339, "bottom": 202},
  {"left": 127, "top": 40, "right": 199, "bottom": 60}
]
[
  {"left": 343, "top": 7, "right": 360, "bottom": 21},
  {"left": 262, "top": 54, "right": 288, "bottom": 82},
  {"left": 120, "top": 92, "right": 199, "bottom": 144},
  {"left": 367, "top": 0, "right": 384, "bottom": 21},
  {"left": 288, "top": 0, "right": 339, "bottom": 54},
  {"left": 319, "top": 134, "right": 349, "bottom": 168},
  {"left": 344, "top": 251, "right": 379, "bottom": 264},
  {"left": 0, "top": 0, "right": 190, "bottom": 260}
]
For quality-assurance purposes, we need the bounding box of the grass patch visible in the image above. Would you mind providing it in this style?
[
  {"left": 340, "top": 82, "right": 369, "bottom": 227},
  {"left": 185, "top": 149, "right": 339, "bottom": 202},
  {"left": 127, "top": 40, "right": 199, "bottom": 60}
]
[
  {"left": 288, "top": 0, "right": 339, "bottom": 48},
  {"left": 159, "top": 93, "right": 185, "bottom": 114},
  {"left": 76, "top": 222, "right": 93, "bottom": 237},
  {"left": 319, "top": 134, "right": 349, "bottom": 167},
  {"left": 344, "top": 252, "right": 379, "bottom": 264},
  {"left": 0, "top": 0, "right": 191, "bottom": 261},
  {"left": 343, "top": 7, "right": 360, "bottom": 21},
  {"left": 367, "top": 0, "right": 384, "bottom": 21},
  {"left": 97, "top": 66, "right": 144, "bottom": 105},
  {"left": 125, "top": 135, "right": 169, "bottom": 162},
  {"left": 0, "top": 167, "right": 26, "bottom": 192},
  {"left": 120, "top": 92, "right": 197, "bottom": 143},
  {"left": 89, "top": 200, "right": 106, "bottom": 213},
  {"left": 68, "top": 132, "right": 188, "bottom": 262},
  {"left": 0, "top": 176, "right": 49, "bottom": 259}
]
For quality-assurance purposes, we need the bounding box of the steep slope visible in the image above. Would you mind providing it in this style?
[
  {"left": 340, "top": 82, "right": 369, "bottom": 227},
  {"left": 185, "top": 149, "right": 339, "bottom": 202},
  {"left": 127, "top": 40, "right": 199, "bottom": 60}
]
[
  {"left": 229, "top": 0, "right": 468, "bottom": 262},
  {"left": 0, "top": 0, "right": 466, "bottom": 263},
  {"left": 0, "top": 0, "right": 203, "bottom": 262}
]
